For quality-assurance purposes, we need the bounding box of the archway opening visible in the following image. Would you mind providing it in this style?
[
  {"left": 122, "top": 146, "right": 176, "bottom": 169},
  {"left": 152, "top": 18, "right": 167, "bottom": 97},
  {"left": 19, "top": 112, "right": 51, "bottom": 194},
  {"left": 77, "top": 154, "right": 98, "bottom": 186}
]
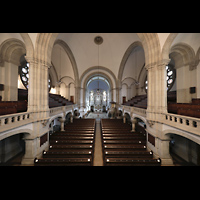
[
  {"left": 86, "top": 76, "right": 110, "bottom": 112},
  {"left": 167, "top": 133, "right": 200, "bottom": 166},
  {"left": 0, "top": 133, "right": 26, "bottom": 166}
]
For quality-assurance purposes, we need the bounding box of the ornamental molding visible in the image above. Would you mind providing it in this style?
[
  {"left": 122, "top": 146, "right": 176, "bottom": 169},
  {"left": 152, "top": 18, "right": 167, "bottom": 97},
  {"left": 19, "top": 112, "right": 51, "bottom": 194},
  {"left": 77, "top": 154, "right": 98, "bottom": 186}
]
[
  {"left": 145, "top": 59, "right": 171, "bottom": 71},
  {"left": 25, "top": 56, "right": 51, "bottom": 68}
]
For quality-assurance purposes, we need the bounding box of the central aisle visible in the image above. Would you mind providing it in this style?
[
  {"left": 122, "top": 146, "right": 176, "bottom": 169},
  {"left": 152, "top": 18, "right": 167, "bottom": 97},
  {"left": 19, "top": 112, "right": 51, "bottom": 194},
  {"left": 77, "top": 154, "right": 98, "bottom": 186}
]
[{"left": 93, "top": 118, "right": 104, "bottom": 166}]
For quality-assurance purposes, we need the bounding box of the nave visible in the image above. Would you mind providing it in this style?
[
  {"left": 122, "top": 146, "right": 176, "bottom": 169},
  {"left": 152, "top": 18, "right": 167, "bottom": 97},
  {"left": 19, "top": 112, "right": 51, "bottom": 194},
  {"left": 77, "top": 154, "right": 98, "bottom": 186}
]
[{"left": 34, "top": 117, "right": 161, "bottom": 166}]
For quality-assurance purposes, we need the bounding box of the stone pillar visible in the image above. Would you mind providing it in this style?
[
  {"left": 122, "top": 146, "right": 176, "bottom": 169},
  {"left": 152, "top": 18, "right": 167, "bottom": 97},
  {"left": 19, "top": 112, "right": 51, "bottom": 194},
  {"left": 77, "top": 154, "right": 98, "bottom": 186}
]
[
  {"left": 70, "top": 113, "right": 73, "bottom": 123},
  {"left": 176, "top": 65, "right": 191, "bottom": 103},
  {"left": 26, "top": 57, "right": 50, "bottom": 117},
  {"left": 21, "top": 137, "right": 39, "bottom": 165},
  {"left": 197, "top": 62, "right": 200, "bottom": 98},
  {"left": 59, "top": 118, "right": 65, "bottom": 132},
  {"left": 156, "top": 137, "right": 173, "bottom": 166},
  {"left": 131, "top": 118, "right": 137, "bottom": 132},
  {"left": 157, "top": 60, "right": 168, "bottom": 114},
  {"left": 68, "top": 84, "right": 70, "bottom": 100},
  {"left": 127, "top": 86, "right": 131, "bottom": 101},
  {"left": 146, "top": 60, "right": 169, "bottom": 121},
  {"left": 123, "top": 116, "right": 126, "bottom": 123}
]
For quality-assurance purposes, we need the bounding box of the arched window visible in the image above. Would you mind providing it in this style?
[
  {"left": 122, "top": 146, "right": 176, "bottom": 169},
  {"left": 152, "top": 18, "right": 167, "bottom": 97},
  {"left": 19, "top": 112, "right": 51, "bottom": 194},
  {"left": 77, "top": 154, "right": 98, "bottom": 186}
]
[
  {"left": 145, "top": 64, "right": 176, "bottom": 92},
  {"left": 19, "top": 55, "right": 52, "bottom": 91}
]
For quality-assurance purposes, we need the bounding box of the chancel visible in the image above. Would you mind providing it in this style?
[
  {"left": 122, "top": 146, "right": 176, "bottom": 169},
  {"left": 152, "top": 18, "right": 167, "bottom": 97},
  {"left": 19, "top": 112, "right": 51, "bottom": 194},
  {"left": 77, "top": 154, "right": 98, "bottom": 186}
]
[{"left": 0, "top": 33, "right": 200, "bottom": 166}]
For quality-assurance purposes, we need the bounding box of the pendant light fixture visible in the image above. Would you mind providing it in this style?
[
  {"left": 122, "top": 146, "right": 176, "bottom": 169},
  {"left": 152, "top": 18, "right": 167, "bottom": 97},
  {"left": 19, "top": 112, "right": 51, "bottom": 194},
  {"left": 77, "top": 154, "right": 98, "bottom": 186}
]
[{"left": 94, "top": 36, "right": 103, "bottom": 94}]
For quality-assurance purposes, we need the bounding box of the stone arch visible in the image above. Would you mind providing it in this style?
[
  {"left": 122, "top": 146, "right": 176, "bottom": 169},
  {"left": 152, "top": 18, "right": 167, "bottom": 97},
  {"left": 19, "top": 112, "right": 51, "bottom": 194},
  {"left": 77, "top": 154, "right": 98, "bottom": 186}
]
[
  {"left": 0, "top": 38, "right": 26, "bottom": 66},
  {"left": 132, "top": 114, "right": 147, "bottom": 125},
  {"left": 20, "top": 33, "right": 34, "bottom": 58},
  {"left": 80, "top": 66, "right": 116, "bottom": 88},
  {"left": 124, "top": 112, "right": 131, "bottom": 124},
  {"left": 80, "top": 66, "right": 116, "bottom": 105},
  {"left": 161, "top": 33, "right": 179, "bottom": 61},
  {"left": 82, "top": 70, "right": 114, "bottom": 107},
  {"left": 118, "top": 41, "right": 144, "bottom": 81},
  {"left": 170, "top": 42, "right": 196, "bottom": 70},
  {"left": 0, "top": 129, "right": 32, "bottom": 141},
  {"left": 164, "top": 129, "right": 200, "bottom": 145},
  {"left": 49, "top": 113, "right": 64, "bottom": 125},
  {"left": 53, "top": 39, "right": 79, "bottom": 86},
  {"left": 35, "top": 33, "right": 162, "bottom": 76},
  {"left": 136, "top": 33, "right": 162, "bottom": 67}
]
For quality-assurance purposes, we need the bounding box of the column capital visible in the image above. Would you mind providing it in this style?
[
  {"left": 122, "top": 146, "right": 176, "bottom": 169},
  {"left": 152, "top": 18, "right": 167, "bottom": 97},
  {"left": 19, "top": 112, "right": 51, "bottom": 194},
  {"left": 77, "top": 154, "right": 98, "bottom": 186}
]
[
  {"left": 157, "top": 59, "right": 171, "bottom": 68},
  {"left": 25, "top": 56, "right": 51, "bottom": 69},
  {"left": 145, "top": 59, "right": 171, "bottom": 71}
]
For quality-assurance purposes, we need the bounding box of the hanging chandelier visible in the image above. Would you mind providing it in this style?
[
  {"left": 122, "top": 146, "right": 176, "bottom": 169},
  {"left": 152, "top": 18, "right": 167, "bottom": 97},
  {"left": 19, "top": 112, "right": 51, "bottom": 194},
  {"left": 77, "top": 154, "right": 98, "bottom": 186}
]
[{"left": 94, "top": 36, "right": 103, "bottom": 93}]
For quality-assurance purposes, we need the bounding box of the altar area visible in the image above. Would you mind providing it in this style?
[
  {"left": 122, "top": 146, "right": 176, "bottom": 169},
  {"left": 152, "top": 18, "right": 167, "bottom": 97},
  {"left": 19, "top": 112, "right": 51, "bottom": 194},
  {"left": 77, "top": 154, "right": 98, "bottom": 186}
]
[{"left": 86, "top": 111, "right": 108, "bottom": 119}]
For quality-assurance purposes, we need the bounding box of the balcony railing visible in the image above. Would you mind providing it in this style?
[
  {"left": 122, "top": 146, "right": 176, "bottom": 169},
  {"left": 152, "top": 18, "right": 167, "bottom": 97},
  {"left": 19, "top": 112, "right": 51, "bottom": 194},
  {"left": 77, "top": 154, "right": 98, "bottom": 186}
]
[{"left": 0, "top": 104, "right": 77, "bottom": 134}]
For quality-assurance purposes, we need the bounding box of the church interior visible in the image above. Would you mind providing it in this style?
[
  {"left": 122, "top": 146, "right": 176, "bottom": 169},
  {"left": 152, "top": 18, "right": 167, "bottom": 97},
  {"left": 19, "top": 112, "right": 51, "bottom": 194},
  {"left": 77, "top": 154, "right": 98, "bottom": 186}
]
[{"left": 0, "top": 33, "right": 200, "bottom": 166}]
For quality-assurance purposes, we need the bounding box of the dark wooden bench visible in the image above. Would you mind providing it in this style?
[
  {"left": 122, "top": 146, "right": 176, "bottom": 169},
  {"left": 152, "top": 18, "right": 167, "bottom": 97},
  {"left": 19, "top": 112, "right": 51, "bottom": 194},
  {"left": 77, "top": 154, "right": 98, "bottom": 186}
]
[
  {"left": 104, "top": 150, "right": 153, "bottom": 158},
  {"left": 103, "top": 144, "right": 147, "bottom": 151},
  {"left": 35, "top": 119, "right": 95, "bottom": 166},
  {"left": 34, "top": 157, "right": 92, "bottom": 166},
  {"left": 43, "top": 150, "right": 93, "bottom": 158},
  {"left": 49, "top": 144, "right": 94, "bottom": 150},
  {"left": 53, "top": 132, "right": 94, "bottom": 137},
  {"left": 101, "top": 119, "right": 161, "bottom": 166},
  {"left": 104, "top": 157, "right": 161, "bottom": 166},
  {"left": 50, "top": 135, "right": 94, "bottom": 140}
]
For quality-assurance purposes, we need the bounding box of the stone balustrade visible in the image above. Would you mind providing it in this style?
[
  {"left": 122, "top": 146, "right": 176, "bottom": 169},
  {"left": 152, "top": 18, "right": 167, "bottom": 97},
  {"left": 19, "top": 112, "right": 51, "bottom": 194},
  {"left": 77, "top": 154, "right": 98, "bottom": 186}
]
[
  {"left": 0, "top": 111, "right": 33, "bottom": 133},
  {"left": 161, "top": 112, "right": 200, "bottom": 136}
]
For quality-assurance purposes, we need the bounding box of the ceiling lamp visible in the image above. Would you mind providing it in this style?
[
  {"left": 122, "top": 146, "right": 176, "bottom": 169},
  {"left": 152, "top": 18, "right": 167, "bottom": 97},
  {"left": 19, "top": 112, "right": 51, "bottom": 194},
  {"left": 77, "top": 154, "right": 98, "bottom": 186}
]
[{"left": 94, "top": 36, "right": 103, "bottom": 93}]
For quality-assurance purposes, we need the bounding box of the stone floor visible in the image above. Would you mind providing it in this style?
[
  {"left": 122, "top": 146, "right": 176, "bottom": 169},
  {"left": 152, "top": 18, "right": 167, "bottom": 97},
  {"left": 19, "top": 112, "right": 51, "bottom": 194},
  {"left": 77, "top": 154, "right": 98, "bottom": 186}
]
[
  {"left": 86, "top": 112, "right": 108, "bottom": 166},
  {"left": 86, "top": 112, "right": 108, "bottom": 119},
  {"left": 93, "top": 119, "right": 104, "bottom": 166}
]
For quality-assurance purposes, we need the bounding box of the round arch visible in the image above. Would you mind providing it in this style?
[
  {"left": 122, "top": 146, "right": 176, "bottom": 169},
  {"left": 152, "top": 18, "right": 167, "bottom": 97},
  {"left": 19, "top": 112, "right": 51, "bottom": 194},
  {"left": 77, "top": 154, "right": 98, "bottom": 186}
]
[
  {"left": 53, "top": 39, "right": 79, "bottom": 85},
  {"left": 20, "top": 33, "right": 34, "bottom": 59},
  {"left": 0, "top": 38, "right": 26, "bottom": 66},
  {"left": 35, "top": 33, "right": 162, "bottom": 75},
  {"left": 118, "top": 41, "right": 144, "bottom": 81},
  {"left": 82, "top": 71, "right": 114, "bottom": 108},
  {"left": 170, "top": 42, "right": 196, "bottom": 70},
  {"left": 80, "top": 65, "right": 117, "bottom": 106},
  {"left": 0, "top": 129, "right": 32, "bottom": 141},
  {"left": 132, "top": 114, "right": 147, "bottom": 125},
  {"left": 163, "top": 129, "right": 200, "bottom": 145},
  {"left": 124, "top": 112, "right": 131, "bottom": 124}
]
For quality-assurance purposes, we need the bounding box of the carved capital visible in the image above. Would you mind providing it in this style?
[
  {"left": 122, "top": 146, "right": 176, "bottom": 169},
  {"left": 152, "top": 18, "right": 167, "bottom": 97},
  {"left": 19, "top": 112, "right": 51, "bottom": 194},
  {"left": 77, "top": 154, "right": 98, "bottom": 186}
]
[
  {"left": 41, "top": 119, "right": 49, "bottom": 127},
  {"left": 158, "top": 59, "right": 171, "bottom": 68},
  {"left": 147, "top": 120, "right": 155, "bottom": 127}
]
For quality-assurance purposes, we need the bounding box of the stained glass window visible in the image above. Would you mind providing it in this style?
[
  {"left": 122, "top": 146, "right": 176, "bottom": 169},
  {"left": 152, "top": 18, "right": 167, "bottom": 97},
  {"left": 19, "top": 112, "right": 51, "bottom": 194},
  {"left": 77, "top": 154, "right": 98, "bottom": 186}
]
[
  {"left": 145, "top": 64, "right": 176, "bottom": 92},
  {"left": 19, "top": 56, "right": 52, "bottom": 91}
]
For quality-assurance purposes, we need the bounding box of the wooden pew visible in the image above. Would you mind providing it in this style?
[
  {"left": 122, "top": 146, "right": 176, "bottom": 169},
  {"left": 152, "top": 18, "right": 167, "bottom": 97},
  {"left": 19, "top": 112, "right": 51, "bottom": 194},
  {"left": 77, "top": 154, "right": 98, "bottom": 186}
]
[
  {"left": 101, "top": 119, "right": 161, "bottom": 166},
  {"left": 35, "top": 119, "right": 96, "bottom": 166}
]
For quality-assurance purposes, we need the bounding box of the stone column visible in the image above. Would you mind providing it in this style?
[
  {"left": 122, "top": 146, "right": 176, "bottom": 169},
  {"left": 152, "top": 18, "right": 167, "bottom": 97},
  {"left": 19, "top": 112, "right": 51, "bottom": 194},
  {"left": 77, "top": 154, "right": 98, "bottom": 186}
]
[
  {"left": 131, "top": 118, "right": 137, "bottom": 132},
  {"left": 156, "top": 137, "right": 173, "bottom": 166},
  {"left": 26, "top": 57, "right": 50, "bottom": 117},
  {"left": 157, "top": 60, "right": 169, "bottom": 114},
  {"left": 146, "top": 60, "right": 169, "bottom": 121},
  {"left": 70, "top": 113, "right": 73, "bottom": 123},
  {"left": 21, "top": 137, "right": 39, "bottom": 165},
  {"left": 68, "top": 84, "right": 70, "bottom": 100},
  {"left": 59, "top": 118, "right": 65, "bottom": 132},
  {"left": 197, "top": 62, "right": 200, "bottom": 98}
]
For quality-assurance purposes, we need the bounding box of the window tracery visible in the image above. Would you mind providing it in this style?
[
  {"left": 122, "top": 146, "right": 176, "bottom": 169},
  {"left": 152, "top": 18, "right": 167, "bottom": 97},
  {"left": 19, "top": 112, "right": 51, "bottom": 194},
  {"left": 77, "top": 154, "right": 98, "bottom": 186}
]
[
  {"left": 19, "top": 56, "right": 52, "bottom": 91},
  {"left": 145, "top": 64, "right": 176, "bottom": 92}
]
